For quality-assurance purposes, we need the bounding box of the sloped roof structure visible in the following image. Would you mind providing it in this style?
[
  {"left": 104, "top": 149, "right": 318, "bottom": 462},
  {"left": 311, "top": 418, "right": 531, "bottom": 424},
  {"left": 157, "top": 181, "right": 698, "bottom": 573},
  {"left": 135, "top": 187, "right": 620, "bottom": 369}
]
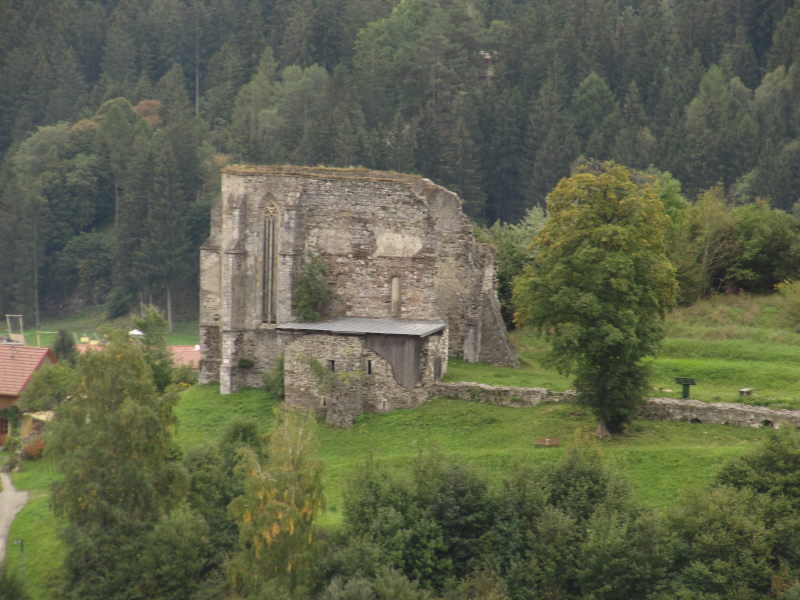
[
  {"left": 277, "top": 317, "right": 447, "bottom": 337},
  {"left": 0, "top": 345, "right": 56, "bottom": 397}
]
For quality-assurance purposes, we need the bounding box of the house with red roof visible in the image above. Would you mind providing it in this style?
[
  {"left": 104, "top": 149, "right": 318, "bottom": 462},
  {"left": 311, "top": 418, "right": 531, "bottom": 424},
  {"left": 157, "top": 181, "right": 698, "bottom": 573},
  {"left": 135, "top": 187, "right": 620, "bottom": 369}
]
[{"left": 0, "top": 345, "right": 56, "bottom": 445}]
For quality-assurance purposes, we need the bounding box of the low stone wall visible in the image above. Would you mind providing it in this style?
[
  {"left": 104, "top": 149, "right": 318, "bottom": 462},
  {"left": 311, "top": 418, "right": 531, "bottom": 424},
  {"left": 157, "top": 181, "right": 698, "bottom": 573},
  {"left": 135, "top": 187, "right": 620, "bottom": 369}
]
[
  {"left": 431, "top": 381, "right": 577, "bottom": 407},
  {"left": 434, "top": 382, "right": 800, "bottom": 428},
  {"left": 640, "top": 397, "right": 800, "bottom": 428}
]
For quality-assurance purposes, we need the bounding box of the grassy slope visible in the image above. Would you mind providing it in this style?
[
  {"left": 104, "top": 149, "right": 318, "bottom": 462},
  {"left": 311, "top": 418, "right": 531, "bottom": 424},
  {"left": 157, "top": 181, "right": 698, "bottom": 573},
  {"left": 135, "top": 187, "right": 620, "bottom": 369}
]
[
  {"left": 3, "top": 384, "right": 772, "bottom": 599},
  {"left": 171, "top": 386, "right": 767, "bottom": 523}
]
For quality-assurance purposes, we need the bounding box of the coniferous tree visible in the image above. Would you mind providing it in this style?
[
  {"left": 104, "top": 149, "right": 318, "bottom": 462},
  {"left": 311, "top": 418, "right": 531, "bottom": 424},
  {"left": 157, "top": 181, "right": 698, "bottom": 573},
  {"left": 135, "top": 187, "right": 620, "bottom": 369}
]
[{"left": 136, "top": 134, "right": 191, "bottom": 332}]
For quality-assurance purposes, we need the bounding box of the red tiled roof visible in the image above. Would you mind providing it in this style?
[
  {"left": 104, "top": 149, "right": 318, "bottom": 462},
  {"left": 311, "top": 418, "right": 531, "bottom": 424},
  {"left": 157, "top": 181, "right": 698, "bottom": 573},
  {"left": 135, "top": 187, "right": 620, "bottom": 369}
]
[
  {"left": 0, "top": 345, "right": 56, "bottom": 397},
  {"left": 171, "top": 345, "right": 201, "bottom": 368},
  {"left": 76, "top": 343, "right": 200, "bottom": 368},
  {"left": 75, "top": 343, "right": 104, "bottom": 354}
]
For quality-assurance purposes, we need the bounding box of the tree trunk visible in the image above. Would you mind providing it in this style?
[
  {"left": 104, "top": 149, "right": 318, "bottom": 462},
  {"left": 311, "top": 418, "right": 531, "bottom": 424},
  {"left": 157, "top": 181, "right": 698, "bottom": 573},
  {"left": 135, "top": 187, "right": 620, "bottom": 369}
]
[
  {"left": 595, "top": 421, "right": 611, "bottom": 438},
  {"left": 114, "top": 180, "right": 119, "bottom": 231},
  {"left": 33, "top": 206, "right": 40, "bottom": 327},
  {"left": 166, "top": 285, "right": 173, "bottom": 334}
]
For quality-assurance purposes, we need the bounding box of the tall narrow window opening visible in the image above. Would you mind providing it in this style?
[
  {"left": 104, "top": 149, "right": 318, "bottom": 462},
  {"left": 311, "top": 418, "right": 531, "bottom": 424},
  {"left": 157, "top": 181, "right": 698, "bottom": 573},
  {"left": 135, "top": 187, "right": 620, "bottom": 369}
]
[
  {"left": 391, "top": 276, "right": 401, "bottom": 318},
  {"left": 263, "top": 216, "right": 278, "bottom": 322}
]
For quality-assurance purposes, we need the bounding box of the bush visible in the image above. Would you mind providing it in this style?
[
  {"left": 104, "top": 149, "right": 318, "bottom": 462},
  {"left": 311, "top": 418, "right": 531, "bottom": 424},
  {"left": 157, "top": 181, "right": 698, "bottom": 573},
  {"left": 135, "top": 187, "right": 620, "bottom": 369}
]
[
  {"left": 263, "top": 355, "right": 284, "bottom": 400},
  {"left": 18, "top": 363, "right": 78, "bottom": 411},
  {"left": 50, "top": 329, "right": 78, "bottom": 365},
  {"left": 293, "top": 253, "right": 334, "bottom": 321},
  {"left": 21, "top": 437, "right": 45, "bottom": 460},
  {"left": 173, "top": 364, "right": 198, "bottom": 386}
]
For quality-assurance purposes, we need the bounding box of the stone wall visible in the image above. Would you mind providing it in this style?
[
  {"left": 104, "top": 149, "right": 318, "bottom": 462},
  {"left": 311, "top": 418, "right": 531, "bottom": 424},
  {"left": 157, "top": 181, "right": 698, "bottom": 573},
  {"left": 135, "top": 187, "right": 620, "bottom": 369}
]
[
  {"left": 431, "top": 381, "right": 578, "bottom": 407},
  {"left": 200, "top": 165, "right": 517, "bottom": 393},
  {"left": 433, "top": 382, "right": 800, "bottom": 428},
  {"left": 283, "top": 330, "right": 448, "bottom": 427},
  {"left": 639, "top": 397, "right": 800, "bottom": 428}
]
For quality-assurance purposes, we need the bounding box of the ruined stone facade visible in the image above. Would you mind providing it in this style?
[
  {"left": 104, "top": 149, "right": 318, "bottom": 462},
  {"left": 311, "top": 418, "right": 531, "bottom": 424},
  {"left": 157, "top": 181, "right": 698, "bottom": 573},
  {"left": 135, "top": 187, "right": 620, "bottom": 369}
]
[{"left": 199, "top": 165, "right": 516, "bottom": 422}]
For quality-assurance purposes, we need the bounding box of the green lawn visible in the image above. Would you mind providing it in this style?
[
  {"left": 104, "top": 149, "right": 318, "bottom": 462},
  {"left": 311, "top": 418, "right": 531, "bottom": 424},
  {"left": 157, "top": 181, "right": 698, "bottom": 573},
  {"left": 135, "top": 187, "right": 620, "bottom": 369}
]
[
  {"left": 4, "top": 383, "right": 774, "bottom": 599},
  {"left": 172, "top": 385, "right": 770, "bottom": 521},
  {"left": 7, "top": 292, "right": 798, "bottom": 598},
  {"left": 19, "top": 308, "right": 199, "bottom": 348},
  {"left": 446, "top": 293, "right": 800, "bottom": 409},
  {"left": 4, "top": 458, "right": 65, "bottom": 600}
]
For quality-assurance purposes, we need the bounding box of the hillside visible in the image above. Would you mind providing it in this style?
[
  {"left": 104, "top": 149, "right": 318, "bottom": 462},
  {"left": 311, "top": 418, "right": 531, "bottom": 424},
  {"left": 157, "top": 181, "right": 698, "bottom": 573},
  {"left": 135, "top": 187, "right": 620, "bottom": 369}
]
[
  {"left": 447, "top": 293, "right": 800, "bottom": 409},
  {"left": 4, "top": 0, "right": 800, "bottom": 327}
]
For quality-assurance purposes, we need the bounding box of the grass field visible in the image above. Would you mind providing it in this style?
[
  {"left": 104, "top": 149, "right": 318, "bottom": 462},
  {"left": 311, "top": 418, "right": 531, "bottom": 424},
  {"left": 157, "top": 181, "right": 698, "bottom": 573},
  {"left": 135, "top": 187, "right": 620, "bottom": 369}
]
[
  {"left": 13, "top": 306, "right": 200, "bottom": 348},
  {"left": 4, "top": 457, "right": 65, "bottom": 600},
  {"left": 5, "top": 292, "right": 798, "bottom": 598},
  {"left": 448, "top": 293, "right": 800, "bottom": 409},
  {"left": 2, "top": 383, "right": 774, "bottom": 599}
]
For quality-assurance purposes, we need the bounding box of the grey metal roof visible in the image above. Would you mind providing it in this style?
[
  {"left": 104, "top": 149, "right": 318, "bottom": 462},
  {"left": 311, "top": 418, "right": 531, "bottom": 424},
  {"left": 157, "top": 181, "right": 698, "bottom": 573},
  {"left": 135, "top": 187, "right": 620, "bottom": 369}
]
[{"left": 277, "top": 317, "right": 446, "bottom": 337}]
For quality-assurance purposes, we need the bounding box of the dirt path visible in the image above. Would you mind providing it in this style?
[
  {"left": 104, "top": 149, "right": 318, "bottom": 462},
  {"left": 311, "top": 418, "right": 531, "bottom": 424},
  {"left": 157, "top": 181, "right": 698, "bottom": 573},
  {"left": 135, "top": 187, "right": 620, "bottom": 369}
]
[{"left": 0, "top": 471, "right": 29, "bottom": 563}]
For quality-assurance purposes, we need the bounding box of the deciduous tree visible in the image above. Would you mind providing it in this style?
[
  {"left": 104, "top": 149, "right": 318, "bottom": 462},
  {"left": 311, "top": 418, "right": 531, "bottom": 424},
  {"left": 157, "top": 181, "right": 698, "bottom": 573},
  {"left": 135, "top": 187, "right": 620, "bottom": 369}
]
[
  {"left": 228, "top": 407, "right": 325, "bottom": 597},
  {"left": 48, "top": 330, "right": 188, "bottom": 599},
  {"left": 514, "top": 162, "right": 676, "bottom": 435}
]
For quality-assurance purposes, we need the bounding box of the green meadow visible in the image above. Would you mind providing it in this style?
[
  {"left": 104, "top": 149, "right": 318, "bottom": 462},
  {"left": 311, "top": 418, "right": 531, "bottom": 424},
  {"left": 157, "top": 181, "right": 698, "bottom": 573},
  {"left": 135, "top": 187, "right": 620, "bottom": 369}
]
[
  {"left": 5, "top": 385, "right": 773, "bottom": 599},
  {"left": 15, "top": 307, "right": 200, "bottom": 348},
  {"left": 5, "top": 293, "right": 800, "bottom": 598}
]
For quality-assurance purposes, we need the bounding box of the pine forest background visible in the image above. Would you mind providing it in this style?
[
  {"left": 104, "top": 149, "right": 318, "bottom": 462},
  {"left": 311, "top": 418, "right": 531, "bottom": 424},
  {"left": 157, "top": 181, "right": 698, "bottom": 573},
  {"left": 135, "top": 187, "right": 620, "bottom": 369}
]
[{"left": 2, "top": 0, "right": 800, "bottom": 325}]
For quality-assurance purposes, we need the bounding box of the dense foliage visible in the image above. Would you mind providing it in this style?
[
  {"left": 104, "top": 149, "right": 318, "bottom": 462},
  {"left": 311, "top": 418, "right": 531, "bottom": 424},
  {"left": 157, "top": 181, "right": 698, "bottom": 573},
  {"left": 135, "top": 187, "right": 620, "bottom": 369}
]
[
  {"left": 514, "top": 163, "right": 677, "bottom": 433},
  {"left": 37, "top": 320, "right": 800, "bottom": 599},
  {"left": 2, "top": 0, "right": 800, "bottom": 323}
]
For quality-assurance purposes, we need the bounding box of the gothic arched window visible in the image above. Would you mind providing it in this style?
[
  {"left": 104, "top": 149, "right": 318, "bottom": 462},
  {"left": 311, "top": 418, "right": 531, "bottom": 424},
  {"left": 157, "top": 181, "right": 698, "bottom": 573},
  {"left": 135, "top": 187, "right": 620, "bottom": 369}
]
[{"left": 263, "top": 208, "right": 279, "bottom": 323}]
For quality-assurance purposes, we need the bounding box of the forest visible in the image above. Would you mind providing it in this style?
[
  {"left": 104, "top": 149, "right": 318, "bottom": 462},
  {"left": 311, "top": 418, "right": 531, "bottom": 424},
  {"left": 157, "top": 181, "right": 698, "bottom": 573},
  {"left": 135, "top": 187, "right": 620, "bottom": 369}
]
[{"left": 1, "top": 0, "right": 800, "bottom": 326}]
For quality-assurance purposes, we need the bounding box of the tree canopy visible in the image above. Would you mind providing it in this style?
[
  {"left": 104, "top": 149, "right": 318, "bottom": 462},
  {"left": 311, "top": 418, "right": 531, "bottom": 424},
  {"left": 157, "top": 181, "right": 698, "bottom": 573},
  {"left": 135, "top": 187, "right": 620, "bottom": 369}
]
[{"left": 514, "top": 162, "right": 677, "bottom": 434}]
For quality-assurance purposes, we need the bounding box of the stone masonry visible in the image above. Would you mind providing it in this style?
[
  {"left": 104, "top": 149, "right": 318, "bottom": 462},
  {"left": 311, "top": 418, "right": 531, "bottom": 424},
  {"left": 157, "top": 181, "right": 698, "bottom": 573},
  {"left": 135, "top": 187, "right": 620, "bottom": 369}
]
[
  {"left": 199, "top": 165, "right": 516, "bottom": 423},
  {"left": 433, "top": 381, "right": 800, "bottom": 428}
]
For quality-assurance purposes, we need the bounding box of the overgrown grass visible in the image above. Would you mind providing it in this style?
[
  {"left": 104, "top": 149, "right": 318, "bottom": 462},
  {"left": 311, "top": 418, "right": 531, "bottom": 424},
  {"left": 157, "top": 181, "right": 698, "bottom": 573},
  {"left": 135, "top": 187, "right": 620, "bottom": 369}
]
[
  {"left": 172, "top": 386, "right": 774, "bottom": 523},
  {"left": 455, "top": 293, "right": 800, "bottom": 409},
  {"left": 173, "top": 384, "right": 278, "bottom": 450}
]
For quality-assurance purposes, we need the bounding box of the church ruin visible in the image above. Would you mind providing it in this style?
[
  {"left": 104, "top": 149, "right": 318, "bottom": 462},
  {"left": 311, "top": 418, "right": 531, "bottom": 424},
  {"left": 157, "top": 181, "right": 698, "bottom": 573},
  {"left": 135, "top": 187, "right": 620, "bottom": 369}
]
[{"left": 199, "top": 165, "right": 516, "bottom": 426}]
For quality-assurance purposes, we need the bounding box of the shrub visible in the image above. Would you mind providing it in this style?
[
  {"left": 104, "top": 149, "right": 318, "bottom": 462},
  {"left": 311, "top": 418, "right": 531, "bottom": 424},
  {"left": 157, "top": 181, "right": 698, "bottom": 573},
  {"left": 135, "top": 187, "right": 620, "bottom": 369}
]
[
  {"left": 263, "top": 355, "right": 284, "bottom": 400},
  {"left": 21, "top": 437, "right": 45, "bottom": 460},
  {"left": 172, "top": 364, "right": 198, "bottom": 386},
  {"left": 3, "top": 434, "right": 20, "bottom": 470},
  {"left": 18, "top": 363, "right": 78, "bottom": 411},
  {"left": 50, "top": 329, "right": 78, "bottom": 365},
  {"left": 293, "top": 253, "right": 334, "bottom": 321}
]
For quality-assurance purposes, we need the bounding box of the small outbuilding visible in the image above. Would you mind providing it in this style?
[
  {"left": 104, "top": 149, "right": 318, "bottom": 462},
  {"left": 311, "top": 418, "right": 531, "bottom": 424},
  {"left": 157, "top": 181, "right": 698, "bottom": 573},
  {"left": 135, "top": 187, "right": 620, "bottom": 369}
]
[{"left": 277, "top": 318, "right": 448, "bottom": 427}]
